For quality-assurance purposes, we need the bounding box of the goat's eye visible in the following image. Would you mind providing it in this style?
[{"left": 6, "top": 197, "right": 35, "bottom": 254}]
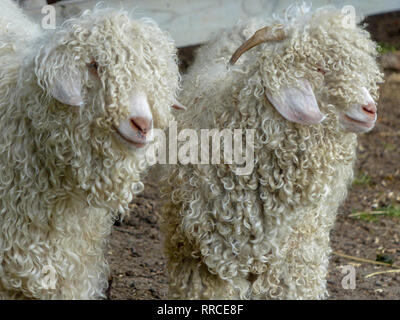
[
  {"left": 89, "top": 61, "right": 98, "bottom": 69},
  {"left": 317, "top": 67, "right": 326, "bottom": 75},
  {"left": 87, "top": 61, "right": 99, "bottom": 76}
]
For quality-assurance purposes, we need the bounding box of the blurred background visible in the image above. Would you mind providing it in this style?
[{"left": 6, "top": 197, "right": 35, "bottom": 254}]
[
  {"left": 15, "top": 0, "right": 400, "bottom": 299},
  {"left": 17, "top": 0, "right": 400, "bottom": 47}
]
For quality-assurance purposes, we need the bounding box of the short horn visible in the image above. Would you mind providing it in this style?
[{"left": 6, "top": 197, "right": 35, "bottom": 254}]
[{"left": 229, "top": 24, "right": 286, "bottom": 65}]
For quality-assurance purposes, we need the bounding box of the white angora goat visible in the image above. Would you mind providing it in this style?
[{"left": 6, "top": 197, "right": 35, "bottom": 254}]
[
  {"left": 0, "top": 0, "right": 180, "bottom": 299},
  {"left": 161, "top": 5, "right": 383, "bottom": 299}
]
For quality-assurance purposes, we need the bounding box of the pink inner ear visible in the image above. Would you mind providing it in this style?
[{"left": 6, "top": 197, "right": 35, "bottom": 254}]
[
  {"left": 265, "top": 78, "right": 325, "bottom": 125},
  {"left": 171, "top": 101, "right": 187, "bottom": 111},
  {"left": 50, "top": 72, "right": 84, "bottom": 107}
]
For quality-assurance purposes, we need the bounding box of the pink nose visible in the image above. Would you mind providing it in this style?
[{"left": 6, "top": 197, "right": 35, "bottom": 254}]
[
  {"left": 130, "top": 117, "right": 152, "bottom": 136},
  {"left": 361, "top": 102, "right": 377, "bottom": 119}
]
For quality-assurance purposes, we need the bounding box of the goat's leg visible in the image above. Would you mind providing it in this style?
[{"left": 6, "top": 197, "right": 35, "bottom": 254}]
[
  {"left": 280, "top": 229, "right": 330, "bottom": 300},
  {"left": 166, "top": 253, "right": 246, "bottom": 299}
]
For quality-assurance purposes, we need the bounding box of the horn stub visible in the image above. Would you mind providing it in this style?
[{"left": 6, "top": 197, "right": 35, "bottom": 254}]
[{"left": 229, "top": 25, "right": 286, "bottom": 65}]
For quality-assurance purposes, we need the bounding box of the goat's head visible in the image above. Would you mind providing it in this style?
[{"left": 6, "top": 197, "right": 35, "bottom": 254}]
[
  {"left": 230, "top": 7, "right": 383, "bottom": 134},
  {"left": 33, "top": 8, "right": 182, "bottom": 153}
]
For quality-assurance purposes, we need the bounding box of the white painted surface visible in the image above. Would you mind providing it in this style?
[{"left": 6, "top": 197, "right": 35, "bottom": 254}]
[{"left": 21, "top": 0, "right": 400, "bottom": 47}]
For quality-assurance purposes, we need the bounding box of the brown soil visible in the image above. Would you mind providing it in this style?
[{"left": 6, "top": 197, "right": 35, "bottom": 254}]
[
  {"left": 364, "top": 11, "right": 400, "bottom": 49},
  {"left": 106, "top": 12, "right": 400, "bottom": 300}
]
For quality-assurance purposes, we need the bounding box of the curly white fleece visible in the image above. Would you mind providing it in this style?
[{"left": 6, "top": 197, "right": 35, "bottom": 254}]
[
  {"left": 0, "top": 2, "right": 179, "bottom": 299},
  {"left": 161, "top": 4, "right": 383, "bottom": 299}
]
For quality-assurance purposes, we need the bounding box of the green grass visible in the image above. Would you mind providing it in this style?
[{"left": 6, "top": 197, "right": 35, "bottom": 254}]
[
  {"left": 383, "top": 142, "right": 396, "bottom": 152},
  {"left": 382, "top": 204, "right": 400, "bottom": 218},
  {"left": 377, "top": 42, "right": 398, "bottom": 54},
  {"left": 376, "top": 253, "right": 395, "bottom": 265},
  {"left": 352, "top": 172, "right": 372, "bottom": 187},
  {"left": 350, "top": 205, "right": 400, "bottom": 222}
]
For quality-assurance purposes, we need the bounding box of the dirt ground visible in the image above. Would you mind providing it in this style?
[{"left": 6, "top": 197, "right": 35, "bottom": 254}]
[{"left": 106, "top": 12, "right": 400, "bottom": 300}]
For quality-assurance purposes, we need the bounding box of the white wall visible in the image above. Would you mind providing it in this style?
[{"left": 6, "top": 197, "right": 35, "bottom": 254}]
[{"left": 22, "top": 0, "right": 400, "bottom": 47}]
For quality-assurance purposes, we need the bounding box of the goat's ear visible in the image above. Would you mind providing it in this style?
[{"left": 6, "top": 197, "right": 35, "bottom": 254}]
[
  {"left": 49, "top": 71, "right": 84, "bottom": 107},
  {"left": 171, "top": 100, "right": 187, "bottom": 111},
  {"left": 266, "top": 78, "right": 324, "bottom": 125},
  {"left": 36, "top": 44, "right": 84, "bottom": 107}
]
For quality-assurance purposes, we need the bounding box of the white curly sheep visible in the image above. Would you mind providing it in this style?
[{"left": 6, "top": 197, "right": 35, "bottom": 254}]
[
  {"left": 0, "top": 0, "right": 180, "bottom": 299},
  {"left": 161, "top": 4, "right": 383, "bottom": 299}
]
